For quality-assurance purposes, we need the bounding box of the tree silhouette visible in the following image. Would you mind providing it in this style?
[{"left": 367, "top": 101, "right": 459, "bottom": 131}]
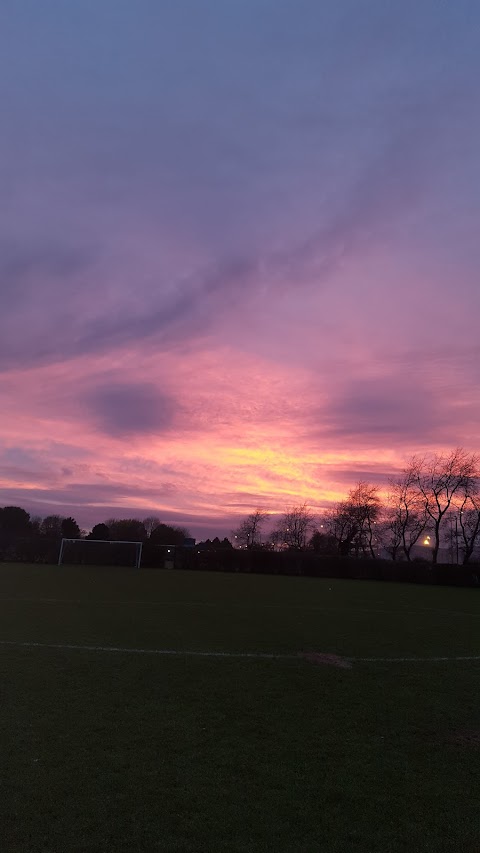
[
  {"left": 0, "top": 506, "right": 31, "bottom": 534},
  {"left": 326, "top": 484, "right": 381, "bottom": 558},
  {"left": 149, "top": 523, "right": 191, "bottom": 545},
  {"left": 105, "top": 519, "right": 148, "bottom": 541},
  {"left": 233, "top": 510, "right": 268, "bottom": 548},
  {"left": 454, "top": 489, "right": 480, "bottom": 565},
  {"left": 386, "top": 470, "right": 427, "bottom": 561},
  {"left": 273, "top": 505, "right": 315, "bottom": 551},
  {"left": 40, "top": 515, "right": 64, "bottom": 538},
  {"left": 88, "top": 523, "right": 110, "bottom": 540},
  {"left": 61, "top": 517, "right": 81, "bottom": 539},
  {"left": 143, "top": 516, "right": 162, "bottom": 537},
  {"left": 409, "top": 449, "right": 479, "bottom": 564}
]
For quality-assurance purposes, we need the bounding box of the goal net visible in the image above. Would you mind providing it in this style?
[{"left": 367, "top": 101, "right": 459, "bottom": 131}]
[{"left": 58, "top": 539, "right": 143, "bottom": 569}]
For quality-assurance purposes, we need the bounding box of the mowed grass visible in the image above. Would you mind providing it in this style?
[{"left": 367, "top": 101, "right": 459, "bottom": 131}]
[{"left": 0, "top": 564, "right": 479, "bottom": 853}]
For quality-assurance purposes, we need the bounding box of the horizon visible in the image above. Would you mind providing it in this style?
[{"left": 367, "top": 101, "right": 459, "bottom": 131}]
[{"left": 1, "top": 1, "right": 480, "bottom": 540}]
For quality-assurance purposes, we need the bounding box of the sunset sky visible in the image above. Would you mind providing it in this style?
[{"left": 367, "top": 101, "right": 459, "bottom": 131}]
[{"left": 1, "top": 0, "right": 480, "bottom": 538}]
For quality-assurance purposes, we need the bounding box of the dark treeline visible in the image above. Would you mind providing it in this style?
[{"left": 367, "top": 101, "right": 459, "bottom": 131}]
[
  {"left": 234, "top": 448, "right": 480, "bottom": 568},
  {"left": 1, "top": 448, "right": 480, "bottom": 586},
  {"left": 0, "top": 509, "right": 193, "bottom": 564}
]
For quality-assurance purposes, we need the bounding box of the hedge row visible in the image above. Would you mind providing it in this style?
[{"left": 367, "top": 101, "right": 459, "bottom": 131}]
[
  {"left": 177, "top": 548, "right": 480, "bottom": 587},
  {"left": 1, "top": 536, "right": 478, "bottom": 587}
]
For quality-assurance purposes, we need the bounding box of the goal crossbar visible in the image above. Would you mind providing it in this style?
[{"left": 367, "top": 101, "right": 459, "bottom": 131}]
[{"left": 58, "top": 539, "right": 143, "bottom": 569}]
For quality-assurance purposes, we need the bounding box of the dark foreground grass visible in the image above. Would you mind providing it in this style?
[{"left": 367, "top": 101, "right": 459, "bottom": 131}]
[{"left": 0, "top": 565, "right": 479, "bottom": 853}]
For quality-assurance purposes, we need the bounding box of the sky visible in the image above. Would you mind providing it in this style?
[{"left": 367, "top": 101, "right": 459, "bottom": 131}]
[{"left": 1, "top": 0, "right": 480, "bottom": 538}]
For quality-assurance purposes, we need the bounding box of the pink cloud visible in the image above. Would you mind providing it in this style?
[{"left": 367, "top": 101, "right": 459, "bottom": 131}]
[
  {"left": 1, "top": 327, "right": 479, "bottom": 537},
  {"left": 1, "top": 1, "right": 480, "bottom": 536}
]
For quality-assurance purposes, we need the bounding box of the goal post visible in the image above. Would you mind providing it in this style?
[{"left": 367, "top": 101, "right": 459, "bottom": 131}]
[{"left": 58, "top": 539, "right": 143, "bottom": 569}]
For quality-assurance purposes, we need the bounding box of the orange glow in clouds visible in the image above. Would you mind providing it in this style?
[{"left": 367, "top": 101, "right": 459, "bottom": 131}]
[{"left": 0, "top": 338, "right": 473, "bottom": 535}]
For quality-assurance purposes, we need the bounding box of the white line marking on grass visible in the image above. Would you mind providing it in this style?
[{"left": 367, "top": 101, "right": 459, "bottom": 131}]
[
  {"left": 0, "top": 640, "right": 298, "bottom": 659},
  {"left": 0, "top": 639, "right": 479, "bottom": 664},
  {"left": 302, "top": 652, "right": 352, "bottom": 669}
]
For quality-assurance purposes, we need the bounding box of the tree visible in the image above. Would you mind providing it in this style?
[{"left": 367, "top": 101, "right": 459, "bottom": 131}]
[
  {"left": 457, "top": 489, "right": 480, "bottom": 565},
  {"left": 233, "top": 510, "right": 269, "bottom": 549},
  {"left": 308, "top": 529, "right": 337, "bottom": 554},
  {"left": 149, "top": 523, "right": 191, "bottom": 546},
  {"left": 0, "top": 506, "right": 31, "bottom": 535},
  {"left": 143, "top": 516, "right": 162, "bottom": 537},
  {"left": 409, "top": 449, "right": 479, "bottom": 564},
  {"left": 88, "top": 523, "right": 110, "bottom": 540},
  {"left": 40, "top": 515, "right": 64, "bottom": 538},
  {"left": 267, "top": 529, "right": 284, "bottom": 550},
  {"left": 30, "top": 515, "right": 42, "bottom": 534},
  {"left": 386, "top": 471, "right": 427, "bottom": 561},
  {"left": 105, "top": 518, "right": 148, "bottom": 542},
  {"left": 273, "top": 504, "right": 316, "bottom": 551},
  {"left": 325, "top": 483, "right": 382, "bottom": 558},
  {"left": 323, "top": 505, "right": 359, "bottom": 556},
  {"left": 61, "top": 517, "right": 81, "bottom": 539},
  {"left": 379, "top": 507, "right": 404, "bottom": 561}
]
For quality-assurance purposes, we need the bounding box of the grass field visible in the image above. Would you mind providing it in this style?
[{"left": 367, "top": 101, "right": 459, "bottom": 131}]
[{"left": 1, "top": 564, "right": 479, "bottom": 853}]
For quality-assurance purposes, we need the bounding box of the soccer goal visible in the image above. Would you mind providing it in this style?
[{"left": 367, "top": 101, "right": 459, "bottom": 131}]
[{"left": 58, "top": 539, "right": 143, "bottom": 569}]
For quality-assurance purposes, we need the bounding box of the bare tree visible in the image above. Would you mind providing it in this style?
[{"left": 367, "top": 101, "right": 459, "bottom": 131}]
[
  {"left": 386, "top": 471, "right": 428, "bottom": 561},
  {"left": 349, "top": 482, "right": 382, "bottom": 558},
  {"left": 379, "top": 507, "right": 404, "bottom": 561},
  {"left": 143, "top": 516, "right": 162, "bottom": 537},
  {"left": 325, "top": 483, "right": 382, "bottom": 558},
  {"left": 457, "top": 488, "right": 480, "bottom": 565},
  {"left": 273, "top": 504, "right": 316, "bottom": 551},
  {"left": 323, "top": 505, "right": 359, "bottom": 556},
  {"left": 233, "top": 509, "right": 269, "bottom": 549},
  {"left": 410, "top": 448, "right": 480, "bottom": 564}
]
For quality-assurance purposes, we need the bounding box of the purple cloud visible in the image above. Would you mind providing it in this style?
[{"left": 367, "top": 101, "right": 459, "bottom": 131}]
[
  {"left": 310, "top": 373, "right": 449, "bottom": 449},
  {"left": 0, "top": 1, "right": 480, "bottom": 533},
  {"left": 84, "top": 383, "right": 175, "bottom": 438}
]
